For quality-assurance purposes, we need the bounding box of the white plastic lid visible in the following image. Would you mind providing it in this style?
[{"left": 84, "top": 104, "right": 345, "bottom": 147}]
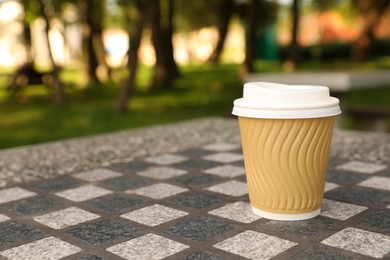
[{"left": 232, "top": 81, "right": 341, "bottom": 119}]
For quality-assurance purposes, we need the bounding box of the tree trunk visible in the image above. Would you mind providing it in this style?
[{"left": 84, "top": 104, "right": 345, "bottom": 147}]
[
  {"left": 116, "top": 3, "right": 146, "bottom": 112},
  {"left": 208, "top": 0, "right": 234, "bottom": 63},
  {"left": 150, "top": 0, "right": 179, "bottom": 90},
  {"left": 23, "top": 23, "right": 33, "bottom": 64},
  {"left": 38, "top": 0, "right": 66, "bottom": 105},
  {"left": 78, "top": 0, "right": 102, "bottom": 84},
  {"left": 352, "top": 0, "right": 390, "bottom": 61},
  {"left": 289, "top": 0, "right": 300, "bottom": 67},
  {"left": 244, "top": 0, "right": 259, "bottom": 73}
]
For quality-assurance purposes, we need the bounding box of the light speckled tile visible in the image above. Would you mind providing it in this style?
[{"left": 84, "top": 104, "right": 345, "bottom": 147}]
[
  {"left": 320, "top": 199, "right": 367, "bottom": 220},
  {"left": 137, "top": 166, "right": 187, "bottom": 180},
  {"left": 321, "top": 227, "right": 390, "bottom": 259},
  {"left": 132, "top": 183, "right": 188, "bottom": 199},
  {"left": 214, "top": 230, "right": 297, "bottom": 259},
  {"left": 0, "top": 236, "right": 81, "bottom": 260},
  {"left": 121, "top": 204, "right": 188, "bottom": 226},
  {"left": 204, "top": 165, "right": 245, "bottom": 178},
  {"left": 34, "top": 207, "right": 99, "bottom": 229},
  {"left": 203, "top": 143, "right": 240, "bottom": 152},
  {"left": 55, "top": 185, "right": 112, "bottom": 202},
  {"left": 206, "top": 180, "right": 248, "bottom": 197},
  {"left": 0, "top": 187, "right": 36, "bottom": 204},
  {"left": 208, "top": 202, "right": 260, "bottom": 223},
  {"left": 106, "top": 233, "right": 189, "bottom": 260},
  {"left": 203, "top": 152, "right": 243, "bottom": 163},
  {"left": 73, "top": 168, "right": 122, "bottom": 182},
  {"left": 144, "top": 154, "right": 188, "bottom": 165},
  {"left": 336, "top": 161, "right": 387, "bottom": 174},
  {"left": 358, "top": 176, "right": 390, "bottom": 191},
  {"left": 0, "top": 213, "right": 10, "bottom": 223},
  {"left": 324, "top": 182, "right": 339, "bottom": 192}
]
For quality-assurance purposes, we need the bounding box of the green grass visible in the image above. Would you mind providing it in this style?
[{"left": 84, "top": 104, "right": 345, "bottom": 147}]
[
  {"left": 1, "top": 60, "right": 390, "bottom": 150},
  {"left": 0, "top": 63, "right": 242, "bottom": 149}
]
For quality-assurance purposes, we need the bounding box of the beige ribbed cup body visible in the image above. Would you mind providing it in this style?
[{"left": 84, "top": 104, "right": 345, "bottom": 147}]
[{"left": 238, "top": 116, "right": 335, "bottom": 216}]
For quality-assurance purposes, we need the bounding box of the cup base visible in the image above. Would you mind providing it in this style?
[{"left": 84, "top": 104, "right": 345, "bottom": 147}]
[{"left": 251, "top": 206, "right": 320, "bottom": 221}]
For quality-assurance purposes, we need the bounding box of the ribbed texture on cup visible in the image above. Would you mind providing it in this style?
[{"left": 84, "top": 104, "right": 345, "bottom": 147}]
[{"left": 239, "top": 116, "right": 335, "bottom": 214}]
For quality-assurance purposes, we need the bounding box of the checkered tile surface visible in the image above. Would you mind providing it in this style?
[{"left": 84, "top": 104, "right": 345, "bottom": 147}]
[{"left": 0, "top": 142, "right": 389, "bottom": 259}]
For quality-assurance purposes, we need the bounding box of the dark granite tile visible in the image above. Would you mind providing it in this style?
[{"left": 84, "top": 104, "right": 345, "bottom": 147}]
[
  {"left": 32, "top": 177, "right": 82, "bottom": 192},
  {"left": 169, "top": 192, "right": 224, "bottom": 210},
  {"left": 235, "top": 175, "right": 247, "bottom": 183},
  {"left": 231, "top": 160, "right": 245, "bottom": 168},
  {"left": 164, "top": 216, "right": 233, "bottom": 242},
  {"left": 325, "top": 186, "right": 390, "bottom": 207},
  {"left": 326, "top": 170, "right": 367, "bottom": 185},
  {"left": 378, "top": 169, "right": 390, "bottom": 177},
  {"left": 107, "top": 161, "right": 152, "bottom": 174},
  {"left": 358, "top": 209, "right": 390, "bottom": 233},
  {"left": 177, "top": 148, "right": 214, "bottom": 158},
  {"left": 67, "top": 219, "right": 139, "bottom": 245},
  {"left": 4, "top": 196, "right": 64, "bottom": 215},
  {"left": 181, "top": 250, "right": 225, "bottom": 260},
  {"left": 174, "top": 159, "right": 221, "bottom": 171},
  {"left": 74, "top": 254, "right": 104, "bottom": 260},
  {"left": 99, "top": 175, "right": 149, "bottom": 191},
  {"left": 230, "top": 148, "right": 243, "bottom": 154},
  {"left": 327, "top": 158, "right": 348, "bottom": 169},
  {"left": 0, "top": 222, "right": 41, "bottom": 246},
  {"left": 291, "top": 246, "right": 357, "bottom": 260},
  {"left": 174, "top": 174, "right": 221, "bottom": 187},
  {"left": 86, "top": 194, "right": 144, "bottom": 213},
  {"left": 262, "top": 218, "right": 337, "bottom": 241}
]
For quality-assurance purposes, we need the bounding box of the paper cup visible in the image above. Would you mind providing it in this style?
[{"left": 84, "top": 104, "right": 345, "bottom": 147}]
[{"left": 233, "top": 82, "right": 341, "bottom": 221}]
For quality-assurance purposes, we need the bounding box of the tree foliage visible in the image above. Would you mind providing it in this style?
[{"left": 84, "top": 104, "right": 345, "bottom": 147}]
[
  {"left": 351, "top": 0, "right": 390, "bottom": 60},
  {"left": 14, "top": 0, "right": 389, "bottom": 111},
  {"left": 174, "top": 0, "right": 223, "bottom": 32}
]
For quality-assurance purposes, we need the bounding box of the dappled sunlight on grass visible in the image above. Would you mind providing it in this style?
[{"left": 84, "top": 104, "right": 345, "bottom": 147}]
[
  {"left": 60, "top": 67, "right": 89, "bottom": 87},
  {"left": 377, "top": 56, "right": 390, "bottom": 69},
  {"left": 0, "top": 109, "right": 44, "bottom": 126}
]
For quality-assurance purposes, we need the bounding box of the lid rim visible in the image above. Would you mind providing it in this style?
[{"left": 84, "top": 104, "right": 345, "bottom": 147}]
[
  {"left": 232, "top": 106, "right": 341, "bottom": 119},
  {"left": 233, "top": 97, "right": 340, "bottom": 110}
]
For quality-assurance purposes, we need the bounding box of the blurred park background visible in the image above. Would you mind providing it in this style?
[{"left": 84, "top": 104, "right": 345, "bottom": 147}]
[{"left": 0, "top": 0, "right": 390, "bottom": 149}]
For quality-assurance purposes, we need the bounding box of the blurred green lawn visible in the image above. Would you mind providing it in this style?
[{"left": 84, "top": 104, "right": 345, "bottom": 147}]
[
  {"left": 0, "top": 61, "right": 389, "bottom": 149},
  {"left": 0, "top": 64, "right": 242, "bottom": 149}
]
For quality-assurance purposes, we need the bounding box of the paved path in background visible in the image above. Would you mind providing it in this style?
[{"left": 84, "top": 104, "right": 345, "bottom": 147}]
[{"left": 245, "top": 70, "right": 390, "bottom": 92}]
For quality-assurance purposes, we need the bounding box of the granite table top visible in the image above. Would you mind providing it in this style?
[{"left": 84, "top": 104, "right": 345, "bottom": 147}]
[{"left": 0, "top": 117, "right": 389, "bottom": 259}]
